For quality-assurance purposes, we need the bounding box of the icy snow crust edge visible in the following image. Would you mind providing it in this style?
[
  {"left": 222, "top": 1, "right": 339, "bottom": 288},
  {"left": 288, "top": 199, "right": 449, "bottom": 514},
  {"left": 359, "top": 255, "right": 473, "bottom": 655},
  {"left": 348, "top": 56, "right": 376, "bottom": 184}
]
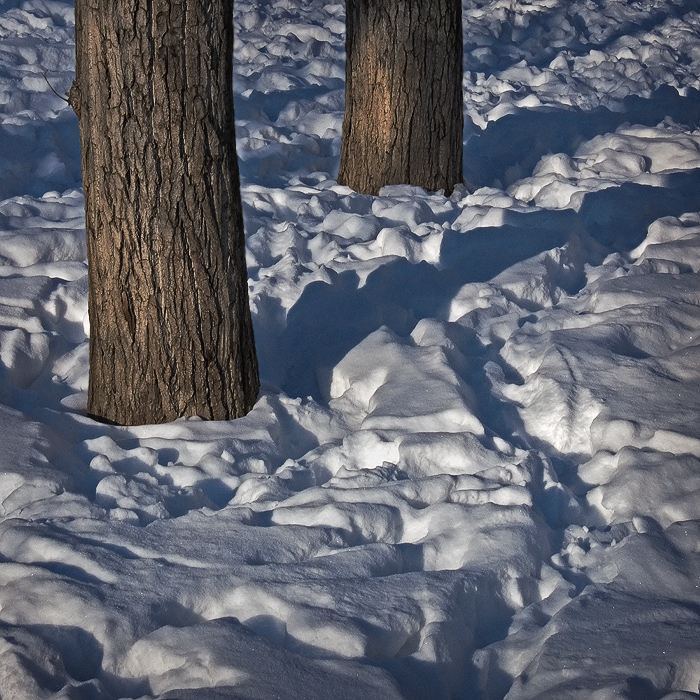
[{"left": 0, "top": 0, "right": 700, "bottom": 698}]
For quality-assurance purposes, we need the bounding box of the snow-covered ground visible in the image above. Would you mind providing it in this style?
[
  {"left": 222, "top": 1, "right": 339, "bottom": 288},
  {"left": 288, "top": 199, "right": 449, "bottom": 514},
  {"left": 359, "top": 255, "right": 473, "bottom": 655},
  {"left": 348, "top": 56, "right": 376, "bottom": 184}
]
[{"left": 1, "top": 0, "right": 700, "bottom": 697}]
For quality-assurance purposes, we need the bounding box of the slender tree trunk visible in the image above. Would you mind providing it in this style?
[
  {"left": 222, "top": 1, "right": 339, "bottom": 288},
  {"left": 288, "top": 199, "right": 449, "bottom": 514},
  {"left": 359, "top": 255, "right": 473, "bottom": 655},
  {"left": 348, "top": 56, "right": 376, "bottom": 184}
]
[
  {"left": 71, "top": 0, "right": 259, "bottom": 425},
  {"left": 338, "top": 0, "right": 463, "bottom": 196}
]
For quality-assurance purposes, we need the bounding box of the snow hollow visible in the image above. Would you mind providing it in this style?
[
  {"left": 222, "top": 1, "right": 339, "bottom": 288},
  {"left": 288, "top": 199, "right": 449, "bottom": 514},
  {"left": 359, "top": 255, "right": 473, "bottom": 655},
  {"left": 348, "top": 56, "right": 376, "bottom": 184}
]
[{"left": 1, "top": 0, "right": 700, "bottom": 698}]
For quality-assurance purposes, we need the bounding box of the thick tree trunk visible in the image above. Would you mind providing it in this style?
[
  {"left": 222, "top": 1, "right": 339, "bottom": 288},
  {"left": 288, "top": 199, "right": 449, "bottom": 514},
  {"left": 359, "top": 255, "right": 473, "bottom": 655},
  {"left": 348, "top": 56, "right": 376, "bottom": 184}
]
[
  {"left": 338, "top": 0, "right": 463, "bottom": 196},
  {"left": 72, "top": 0, "right": 259, "bottom": 425}
]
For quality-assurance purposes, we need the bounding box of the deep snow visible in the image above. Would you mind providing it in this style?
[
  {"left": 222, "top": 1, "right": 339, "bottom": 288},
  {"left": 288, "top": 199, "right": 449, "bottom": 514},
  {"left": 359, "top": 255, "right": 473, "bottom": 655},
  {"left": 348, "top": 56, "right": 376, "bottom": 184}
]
[{"left": 0, "top": 0, "right": 700, "bottom": 698}]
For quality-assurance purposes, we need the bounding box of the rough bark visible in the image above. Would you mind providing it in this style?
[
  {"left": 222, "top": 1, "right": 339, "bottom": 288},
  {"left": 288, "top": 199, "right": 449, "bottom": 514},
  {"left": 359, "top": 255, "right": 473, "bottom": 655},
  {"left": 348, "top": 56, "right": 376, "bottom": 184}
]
[
  {"left": 72, "top": 0, "right": 259, "bottom": 425},
  {"left": 338, "top": 0, "right": 463, "bottom": 196}
]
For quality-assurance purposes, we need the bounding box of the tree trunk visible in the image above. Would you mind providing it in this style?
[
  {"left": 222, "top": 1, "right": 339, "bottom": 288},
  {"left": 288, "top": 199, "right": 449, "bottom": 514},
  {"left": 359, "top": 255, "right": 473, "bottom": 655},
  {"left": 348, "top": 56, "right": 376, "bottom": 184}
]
[
  {"left": 72, "top": 0, "right": 259, "bottom": 425},
  {"left": 338, "top": 0, "right": 463, "bottom": 196}
]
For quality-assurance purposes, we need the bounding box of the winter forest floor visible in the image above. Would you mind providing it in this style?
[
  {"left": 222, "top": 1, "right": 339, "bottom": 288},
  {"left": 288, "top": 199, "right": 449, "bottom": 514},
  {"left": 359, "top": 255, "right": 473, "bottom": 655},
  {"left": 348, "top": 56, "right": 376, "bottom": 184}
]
[{"left": 1, "top": 0, "right": 700, "bottom": 698}]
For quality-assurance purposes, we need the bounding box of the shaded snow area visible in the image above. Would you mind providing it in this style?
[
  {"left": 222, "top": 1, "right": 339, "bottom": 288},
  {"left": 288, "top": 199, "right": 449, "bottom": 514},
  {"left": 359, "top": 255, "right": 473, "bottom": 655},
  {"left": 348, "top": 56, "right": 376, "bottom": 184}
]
[{"left": 1, "top": 0, "right": 700, "bottom": 698}]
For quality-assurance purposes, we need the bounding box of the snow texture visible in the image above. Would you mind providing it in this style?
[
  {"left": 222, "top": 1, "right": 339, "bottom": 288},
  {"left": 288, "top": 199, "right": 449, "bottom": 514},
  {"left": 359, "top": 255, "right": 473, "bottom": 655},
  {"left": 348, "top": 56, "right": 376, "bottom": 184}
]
[{"left": 0, "top": 0, "right": 699, "bottom": 698}]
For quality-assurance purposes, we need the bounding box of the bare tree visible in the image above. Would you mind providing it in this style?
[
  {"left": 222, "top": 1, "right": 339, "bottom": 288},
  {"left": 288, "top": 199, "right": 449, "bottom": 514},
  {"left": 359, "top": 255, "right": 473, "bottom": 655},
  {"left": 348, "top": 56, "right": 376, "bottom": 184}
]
[
  {"left": 338, "top": 0, "right": 463, "bottom": 196},
  {"left": 71, "top": 0, "right": 259, "bottom": 425}
]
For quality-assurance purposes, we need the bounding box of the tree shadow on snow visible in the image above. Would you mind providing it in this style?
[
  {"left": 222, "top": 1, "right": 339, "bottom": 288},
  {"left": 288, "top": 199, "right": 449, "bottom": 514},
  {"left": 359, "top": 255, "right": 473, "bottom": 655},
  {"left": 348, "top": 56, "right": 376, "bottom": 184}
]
[
  {"left": 234, "top": 82, "right": 344, "bottom": 187},
  {"left": 579, "top": 168, "right": 700, "bottom": 249},
  {"left": 463, "top": 0, "right": 700, "bottom": 76},
  {"left": 234, "top": 81, "right": 344, "bottom": 123},
  {"left": 256, "top": 208, "right": 578, "bottom": 399},
  {"left": 464, "top": 86, "right": 700, "bottom": 189},
  {"left": 257, "top": 167, "right": 700, "bottom": 403},
  {"left": 469, "top": 169, "right": 700, "bottom": 489},
  {"left": 0, "top": 113, "right": 81, "bottom": 201},
  {"left": 21, "top": 623, "right": 104, "bottom": 686}
]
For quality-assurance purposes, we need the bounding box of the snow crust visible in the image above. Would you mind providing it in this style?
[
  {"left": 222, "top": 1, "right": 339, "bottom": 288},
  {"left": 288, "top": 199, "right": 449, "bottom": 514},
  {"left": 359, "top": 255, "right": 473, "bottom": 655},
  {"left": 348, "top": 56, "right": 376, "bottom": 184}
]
[{"left": 0, "top": 0, "right": 700, "bottom": 698}]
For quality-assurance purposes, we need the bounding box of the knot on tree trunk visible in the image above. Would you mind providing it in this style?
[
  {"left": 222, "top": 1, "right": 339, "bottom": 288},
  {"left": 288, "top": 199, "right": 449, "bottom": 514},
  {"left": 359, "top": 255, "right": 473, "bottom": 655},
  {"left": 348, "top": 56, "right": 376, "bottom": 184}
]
[{"left": 68, "top": 80, "right": 81, "bottom": 117}]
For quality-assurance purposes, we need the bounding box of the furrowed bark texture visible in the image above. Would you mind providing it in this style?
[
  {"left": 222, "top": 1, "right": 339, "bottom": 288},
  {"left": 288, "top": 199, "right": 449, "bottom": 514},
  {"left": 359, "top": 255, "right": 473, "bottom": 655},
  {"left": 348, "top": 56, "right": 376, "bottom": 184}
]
[
  {"left": 73, "top": 0, "right": 259, "bottom": 425},
  {"left": 338, "top": 0, "right": 463, "bottom": 196}
]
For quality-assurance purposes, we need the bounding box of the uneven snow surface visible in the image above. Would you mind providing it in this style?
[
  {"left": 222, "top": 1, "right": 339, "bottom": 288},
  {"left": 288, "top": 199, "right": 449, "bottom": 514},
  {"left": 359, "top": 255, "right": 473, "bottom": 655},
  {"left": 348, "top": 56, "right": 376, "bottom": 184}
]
[{"left": 1, "top": 0, "right": 700, "bottom": 698}]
